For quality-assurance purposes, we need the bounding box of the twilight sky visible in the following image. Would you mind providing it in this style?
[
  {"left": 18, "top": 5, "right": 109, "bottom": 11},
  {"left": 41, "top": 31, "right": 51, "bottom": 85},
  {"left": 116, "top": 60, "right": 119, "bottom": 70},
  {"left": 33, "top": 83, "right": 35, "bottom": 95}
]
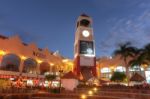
[{"left": 0, "top": 0, "right": 150, "bottom": 59}]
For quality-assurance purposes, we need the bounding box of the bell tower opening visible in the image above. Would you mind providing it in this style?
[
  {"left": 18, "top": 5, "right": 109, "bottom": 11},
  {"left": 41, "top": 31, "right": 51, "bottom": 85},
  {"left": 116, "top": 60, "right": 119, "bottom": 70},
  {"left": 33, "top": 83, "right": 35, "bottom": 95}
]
[{"left": 80, "top": 19, "right": 90, "bottom": 27}]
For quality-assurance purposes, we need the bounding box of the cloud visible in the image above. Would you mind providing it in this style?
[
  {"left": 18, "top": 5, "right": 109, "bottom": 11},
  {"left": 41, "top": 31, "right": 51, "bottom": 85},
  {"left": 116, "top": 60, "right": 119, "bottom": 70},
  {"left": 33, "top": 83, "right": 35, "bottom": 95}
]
[
  {"left": 99, "top": 6, "right": 150, "bottom": 56},
  {"left": 139, "top": 1, "right": 150, "bottom": 8}
]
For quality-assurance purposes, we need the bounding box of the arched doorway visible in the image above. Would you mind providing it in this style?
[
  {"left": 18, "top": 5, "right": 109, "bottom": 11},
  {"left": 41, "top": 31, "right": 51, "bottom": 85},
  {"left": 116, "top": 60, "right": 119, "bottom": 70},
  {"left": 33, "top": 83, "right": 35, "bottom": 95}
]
[
  {"left": 0, "top": 53, "right": 21, "bottom": 72},
  {"left": 39, "top": 62, "right": 50, "bottom": 75},
  {"left": 23, "top": 58, "right": 37, "bottom": 74}
]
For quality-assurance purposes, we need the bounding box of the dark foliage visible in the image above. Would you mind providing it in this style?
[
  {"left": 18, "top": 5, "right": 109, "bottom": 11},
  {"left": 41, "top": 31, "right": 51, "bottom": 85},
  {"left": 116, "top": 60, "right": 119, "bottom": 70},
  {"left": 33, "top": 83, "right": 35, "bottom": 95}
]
[{"left": 111, "top": 71, "right": 126, "bottom": 82}]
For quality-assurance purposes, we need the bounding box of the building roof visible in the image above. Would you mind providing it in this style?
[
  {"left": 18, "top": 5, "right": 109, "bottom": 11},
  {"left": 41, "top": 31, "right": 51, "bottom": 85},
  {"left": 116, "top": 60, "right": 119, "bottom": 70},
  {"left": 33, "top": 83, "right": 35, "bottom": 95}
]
[
  {"left": 130, "top": 73, "right": 145, "bottom": 82},
  {"left": 62, "top": 71, "right": 78, "bottom": 79},
  {"left": 0, "top": 35, "right": 8, "bottom": 39},
  {"left": 80, "top": 14, "right": 89, "bottom": 17},
  {"left": 0, "top": 34, "right": 54, "bottom": 53}
]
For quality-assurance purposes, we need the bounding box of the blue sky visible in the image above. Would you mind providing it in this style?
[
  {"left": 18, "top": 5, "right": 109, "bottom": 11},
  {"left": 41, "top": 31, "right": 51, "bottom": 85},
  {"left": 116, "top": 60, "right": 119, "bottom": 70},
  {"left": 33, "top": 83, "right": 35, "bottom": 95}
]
[{"left": 0, "top": 0, "right": 150, "bottom": 59}]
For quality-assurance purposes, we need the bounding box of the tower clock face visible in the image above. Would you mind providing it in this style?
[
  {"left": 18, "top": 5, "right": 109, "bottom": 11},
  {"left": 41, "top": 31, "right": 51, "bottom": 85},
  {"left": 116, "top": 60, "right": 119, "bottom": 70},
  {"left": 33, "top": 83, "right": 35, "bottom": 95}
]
[{"left": 82, "top": 30, "right": 90, "bottom": 37}]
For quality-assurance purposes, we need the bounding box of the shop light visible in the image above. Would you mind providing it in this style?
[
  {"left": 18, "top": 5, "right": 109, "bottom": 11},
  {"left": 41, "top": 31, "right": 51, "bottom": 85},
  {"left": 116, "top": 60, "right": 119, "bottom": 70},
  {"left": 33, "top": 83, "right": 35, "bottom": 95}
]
[
  {"left": 88, "top": 90, "right": 93, "bottom": 96},
  {"left": 37, "top": 59, "right": 42, "bottom": 63},
  {"left": 21, "top": 56, "right": 27, "bottom": 60},
  {"left": 81, "top": 94, "right": 87, "bottom": 99},
  {"left": 50, "top": 63, "right": 54, "bottom": 66}
]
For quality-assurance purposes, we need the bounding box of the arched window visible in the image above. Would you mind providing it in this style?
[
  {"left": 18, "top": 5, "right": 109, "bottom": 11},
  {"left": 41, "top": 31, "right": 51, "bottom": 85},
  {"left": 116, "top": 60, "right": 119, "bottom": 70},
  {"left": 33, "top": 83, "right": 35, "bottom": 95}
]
[
  {"left": 23, "top": 58, "right": 37, "bottom": 74},
  {"left": 0, "top": 54, "right": 21, "bottom": 72}
]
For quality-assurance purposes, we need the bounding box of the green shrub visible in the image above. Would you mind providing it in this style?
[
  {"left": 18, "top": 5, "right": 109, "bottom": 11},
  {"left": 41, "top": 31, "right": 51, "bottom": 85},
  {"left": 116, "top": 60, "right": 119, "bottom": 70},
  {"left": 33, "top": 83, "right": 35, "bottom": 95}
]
[
  {"left": 111, "top": 71, "right": 126, "bottom": 82},
  {"left": 50, "top": 88, "right": 60, "bottom": 93}
]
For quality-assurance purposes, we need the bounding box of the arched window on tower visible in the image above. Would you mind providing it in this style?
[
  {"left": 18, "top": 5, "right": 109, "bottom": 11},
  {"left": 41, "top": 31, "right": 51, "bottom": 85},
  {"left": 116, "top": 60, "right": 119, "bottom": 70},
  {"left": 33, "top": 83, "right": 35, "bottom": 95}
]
[{"left": 80, "top": 19, "right": 91, "bottom": 27}]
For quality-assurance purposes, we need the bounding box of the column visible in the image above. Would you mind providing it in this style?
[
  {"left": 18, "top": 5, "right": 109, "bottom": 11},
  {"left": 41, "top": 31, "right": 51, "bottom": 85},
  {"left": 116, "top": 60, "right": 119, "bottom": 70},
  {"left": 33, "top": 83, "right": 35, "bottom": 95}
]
[
  {"left": 37, "top": 63, "right": 41, "bottom": 75},
  {"left": 19, "top": 60, "right": 24, "bottom": 74}
]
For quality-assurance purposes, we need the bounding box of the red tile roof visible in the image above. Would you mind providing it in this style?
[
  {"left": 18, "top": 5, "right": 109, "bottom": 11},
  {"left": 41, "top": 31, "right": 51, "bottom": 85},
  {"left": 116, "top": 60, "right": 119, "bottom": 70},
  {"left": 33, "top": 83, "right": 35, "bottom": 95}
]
[{"left": 130, "top": 73, "right": 145, "bottom": 82}]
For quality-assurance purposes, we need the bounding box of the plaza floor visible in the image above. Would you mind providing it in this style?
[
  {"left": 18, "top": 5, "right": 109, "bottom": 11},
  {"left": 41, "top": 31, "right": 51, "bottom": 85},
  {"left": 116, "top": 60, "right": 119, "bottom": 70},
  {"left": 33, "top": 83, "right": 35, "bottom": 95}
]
[{"left": 1, "top": 87, "right": 150, "bottom": 99}]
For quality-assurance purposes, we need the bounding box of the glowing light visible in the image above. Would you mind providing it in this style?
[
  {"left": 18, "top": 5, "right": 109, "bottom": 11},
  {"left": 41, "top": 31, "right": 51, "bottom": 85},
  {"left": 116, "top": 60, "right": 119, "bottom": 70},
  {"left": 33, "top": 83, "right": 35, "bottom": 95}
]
[
  {"left": 93, "top": 87, "right": 98, "bottom": 92},
  {"left": 81, "top": 94, "right": 87, "bottom": 99},
  {"left": 50, "top": 63, "right": 54, "bottom": 66},
  {"left": 37, "top": 59, "right": 42, "bottom": 63},
  {"left": 110, "top": 66, "right": 114, "bottom": 70},
  {"left": 82, "top": 30, "right": 90, "bottom": 37},
  {"left": 62, "top": 59, "right": 69, "bottom": 62},
  {"left": 0, "top": 50, "right": 6, "bottom": 55},
  {"left": 88, "top": 90, "right": 93, "bottom": 96},
  {"left": 142, "top": 64, "right": 148, "bottom": 67},
  {"left": 68, "top": 62, "right": 73, "bottom": 65},
  {"left": 83, "top": 54, "right": 95, "bottom": 57},
  {"left": 21, "top": 56, "right": 27, "bottom": 60}
]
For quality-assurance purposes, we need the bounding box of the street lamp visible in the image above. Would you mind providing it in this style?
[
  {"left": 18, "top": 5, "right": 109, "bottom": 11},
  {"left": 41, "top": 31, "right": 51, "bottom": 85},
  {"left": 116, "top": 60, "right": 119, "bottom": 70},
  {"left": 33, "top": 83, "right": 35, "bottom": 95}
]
[{"left": 59, "top": 69, "right": 63, "bottom": 93}]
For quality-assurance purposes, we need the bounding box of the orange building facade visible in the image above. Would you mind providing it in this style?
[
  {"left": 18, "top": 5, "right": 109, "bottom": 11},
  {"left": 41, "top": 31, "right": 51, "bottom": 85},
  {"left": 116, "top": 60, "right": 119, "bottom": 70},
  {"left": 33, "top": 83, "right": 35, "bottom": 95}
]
[{"left": 0, "top": 35, "right": 73, "bottom": 79}]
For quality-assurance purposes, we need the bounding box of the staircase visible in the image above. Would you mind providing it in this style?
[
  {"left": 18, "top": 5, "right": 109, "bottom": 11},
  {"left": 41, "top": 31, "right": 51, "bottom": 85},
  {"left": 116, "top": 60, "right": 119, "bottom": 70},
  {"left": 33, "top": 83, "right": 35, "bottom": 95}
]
[{"left": 81, "top": 67, "right": 93, "bottom": 81}]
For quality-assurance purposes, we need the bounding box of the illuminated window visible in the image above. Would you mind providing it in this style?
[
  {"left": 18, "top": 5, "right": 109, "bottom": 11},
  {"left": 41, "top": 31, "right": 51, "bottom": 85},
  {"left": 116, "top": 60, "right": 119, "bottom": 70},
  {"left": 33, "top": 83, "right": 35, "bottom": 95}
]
[
  {"left": 115, "top": 66, "right": 126, "bottom": 72},
  {"left": 101, "top": 67, "right": 111, "bottom": 73},
  {"left": 129, "top": 66, "right": 144, "bottom": 71}
]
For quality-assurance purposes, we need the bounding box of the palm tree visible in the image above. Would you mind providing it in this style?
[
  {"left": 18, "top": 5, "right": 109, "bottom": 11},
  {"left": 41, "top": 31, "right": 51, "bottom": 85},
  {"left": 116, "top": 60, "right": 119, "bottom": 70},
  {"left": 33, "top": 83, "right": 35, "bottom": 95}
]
[
  {"left": 128, "top": 43, "right": 150, "bottom": 83},
  {"left": 111, "top": 71, "right": 126, "bottom": 83},
  {"left": 45, "top": 74, "right": 57, "bottom": 88},
  {"left": 129, "top": 49, "right": 147, "bottom": 74},
  {"left": 113, "top": 42, "right": 137, "bottom": 85},
  {"left": 143, "top": 43, "right": 150, "bottom": 63}
]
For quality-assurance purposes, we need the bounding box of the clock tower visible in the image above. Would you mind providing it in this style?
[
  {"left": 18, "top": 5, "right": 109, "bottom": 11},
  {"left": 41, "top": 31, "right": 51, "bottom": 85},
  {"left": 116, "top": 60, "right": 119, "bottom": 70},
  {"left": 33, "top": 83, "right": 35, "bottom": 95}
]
[{"left": 74, "top": 14, "right": 97, "bottom": 80}]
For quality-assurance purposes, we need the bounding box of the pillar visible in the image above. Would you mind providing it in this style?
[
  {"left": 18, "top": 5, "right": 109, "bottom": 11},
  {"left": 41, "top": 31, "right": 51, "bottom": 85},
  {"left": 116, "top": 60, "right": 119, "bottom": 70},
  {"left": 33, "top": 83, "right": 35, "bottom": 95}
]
[{"left": 19, "top": 60, "right": 24, "bottom": 74}]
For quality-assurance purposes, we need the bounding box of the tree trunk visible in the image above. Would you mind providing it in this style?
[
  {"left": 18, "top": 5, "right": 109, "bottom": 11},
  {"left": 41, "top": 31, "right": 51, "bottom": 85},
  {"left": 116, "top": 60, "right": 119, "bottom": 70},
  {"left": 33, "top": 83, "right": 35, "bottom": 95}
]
[
  {"left": 139, "top": 65, "right": 142, "bottom": 75},
  {"left": 124, "top": 58, "right": 129, "bottom": 86},
  {"left": 126, "top": 66, "right": 129, "bottom": 86}
]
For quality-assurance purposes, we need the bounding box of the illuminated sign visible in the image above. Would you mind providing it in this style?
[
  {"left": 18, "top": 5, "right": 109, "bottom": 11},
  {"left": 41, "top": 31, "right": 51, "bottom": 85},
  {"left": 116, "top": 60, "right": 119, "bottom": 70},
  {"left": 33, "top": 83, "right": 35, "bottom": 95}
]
[{"left": 80, "top": 41, "right": 94, "bottom": 55}]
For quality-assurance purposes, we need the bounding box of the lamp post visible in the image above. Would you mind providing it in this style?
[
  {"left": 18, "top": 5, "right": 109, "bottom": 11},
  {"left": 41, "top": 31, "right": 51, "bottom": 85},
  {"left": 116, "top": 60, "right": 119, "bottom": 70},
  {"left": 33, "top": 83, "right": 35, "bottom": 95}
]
[{"left": 59, "top": 70, "right": 63, "bottom": 93}]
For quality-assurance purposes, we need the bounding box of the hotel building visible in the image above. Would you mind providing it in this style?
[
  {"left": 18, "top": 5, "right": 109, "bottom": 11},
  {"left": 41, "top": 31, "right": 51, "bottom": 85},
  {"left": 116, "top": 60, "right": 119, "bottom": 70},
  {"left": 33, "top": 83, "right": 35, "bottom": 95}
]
[{"left": 0, "top": 35, "right": 73, "bottom": 80}]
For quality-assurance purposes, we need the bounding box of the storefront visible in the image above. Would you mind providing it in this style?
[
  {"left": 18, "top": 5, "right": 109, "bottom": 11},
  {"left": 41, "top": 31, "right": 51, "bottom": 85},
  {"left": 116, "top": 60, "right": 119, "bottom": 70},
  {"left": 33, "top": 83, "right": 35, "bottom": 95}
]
[{"left": 0, "top": 35, "right": 72, "bottom": 87}]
